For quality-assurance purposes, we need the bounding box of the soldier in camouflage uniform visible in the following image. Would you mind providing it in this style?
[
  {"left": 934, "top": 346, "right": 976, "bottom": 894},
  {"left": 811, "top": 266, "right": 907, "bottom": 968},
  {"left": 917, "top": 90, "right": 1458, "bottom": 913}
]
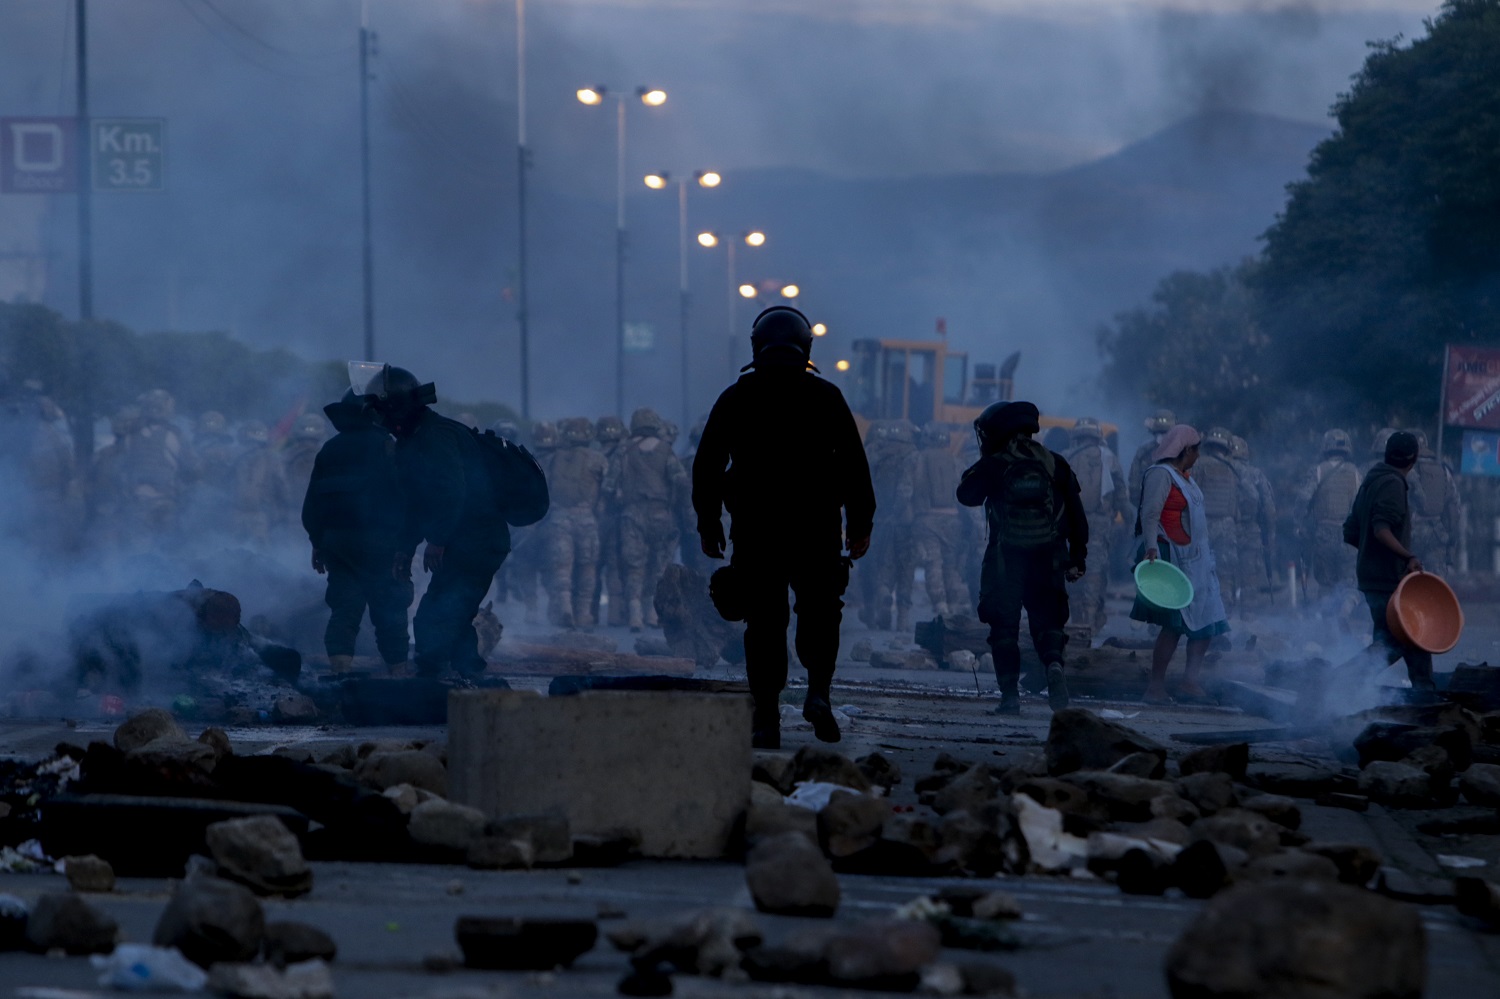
[
  {"left": 1364, "top": 428, "right": 1398, "bottom": 477},
  {"left": 609, "top": 407, "right": 688, "bottom": 631},
  {"left": 1295, "top": 429, "right": 1361, "bottom": 599},
  {"left": 862, "top": 420, "right": 918, "bottom": 631},
  {"left": 91, "top": 407, "right": 140, "bottom": 551},
  {"left": 282, "top": 413, "right": 329, "bottom": 517},
  {"left": 1129, "top": 409, "right": 1175, "bottom": 508},
  {"left": 194, "top": 412, "right": 238, "bottom": 483},
  {"left": 1408, "top": 429, "right": 1460, "bottom": 573},
  {"left": 910, "top": 424, "right": 970, "bottom": 618},
  {"left": 594, "top": 415, "right": 628, "bottom": 626},
  {"left": 1230, "top": 435, "right": 1277, "bottom": 608},
  {"left": 541, "top": 417, "right": 608, "bottom": 628},
  {"left": 126, "top": 389, "right": 194, "bottom": 541},
  {"left": 1196, "top": 427, "right": 1243, "bottom": 615},
  {"left": 230, "top": 420, "right": 291, "bottom": 548},
  {"left": 678, "top": 418, "right": 715, "bottom": 576},
  {"left": 1064, "top": 416, "right": 1131, "bottom": 632}
]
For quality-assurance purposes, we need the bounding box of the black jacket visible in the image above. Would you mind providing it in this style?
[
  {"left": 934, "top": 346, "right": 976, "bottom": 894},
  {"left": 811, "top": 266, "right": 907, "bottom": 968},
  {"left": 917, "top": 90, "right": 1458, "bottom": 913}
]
[
  {"left": 957, "top": 441, "right": 1089, "bottom": 570},
  {"left": 301, "top": 402, "right": 409, "bottom": 555},
  {"left": 395, "top": 408, "right": 509, "bottom": 553},
  {"left": 692, "top": 365, "right": 875, "bottom": 549},
  {"left": 1344, "top": 463, "right": 1411, "bottom": 594}
]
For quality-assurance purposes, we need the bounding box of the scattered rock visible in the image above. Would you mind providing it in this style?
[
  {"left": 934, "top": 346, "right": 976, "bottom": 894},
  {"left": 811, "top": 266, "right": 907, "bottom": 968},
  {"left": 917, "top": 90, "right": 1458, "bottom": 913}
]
[
  {"left": 1150, "top": 795, "right": 1202, "bottom": 826},
  {"left": 1455, "top": 877, "right": 1500, "bottom": 926},
  {"left": 1241, "top": 849, "right": 1341, "bottom": 883},
  {"left": 878, "top": 813, "right": 943, "bottom": 869},
  {"left": 818, "top": 791, "right": 890, "bottom": 859},
  {"left": 1357, "top": 761, "right": 1436, "bottom": 808},
  {"left": 824, "top": 921, "right": 941, "bottom": 990},
  {"left": 263, "top": 921, "right": 337, "bottom": 968},
  {"left": 1061, "top": 771, "right": 1175, "bottom": 822},
  {"left": 355, "top": 749, "right": 448, "bottom": 796},
  {"left": 466, "top": 837, "right": 535, "bottom": 870},
  {"left": 1013, "top": 793, "right": 1087, "bottom": 873},
  {"left": 1045, "top": 708, "right": 1166, "bottom": 777},
  {"left": 380, "top": 782, "right": 431, "bottom": 814},
  {"left": 1119, "top": 817, "right": 1193, "bottom": 845},
  {"left": 0, "top": 895, "right": 28, "bottom": 952},
  {"left": 128, "top": 735, "right": 221, "bottom": 775},
  {"left": 455, "top": 916, "right": 599, "bottom": 970},
  {"left": 488, "top": 811, "right": 573, "bottom": 864},
  {"left": 1237, "top": 794, "right": 1302, "bottom": 830},
  {"left": 408, "top": 798, "right": 489, "bottom": 853},
  {"left": 870, "top": 649, "right": 940, "bottom": 670},
  {"left": 1315, "top": 791, "right": 1370, "bottom": 812},
  {"left": 1376, "top": 866, "right": 1457, "bottom": 904},
  {"left": 24, "top": 893, "right": 117, "bottom": 955},
  {"left": 114, "top": 708, "right": 185, "bottom": 752},
  {"left": 849, "top": 638, "right": 874, "bottom": 662},
  {"left": 1108, "top": 752, "right": 1167, "bottom": 779},
  {"left": 856, "top": 752, "right": 902, "bottom": 790},
  {"left": 206, "top": 815, "right": 313, "bottom": 897},
  {"left": 1459, "top": 762, "right": 1500, "bottom": 808},
  {"left": 1013, "top": 777, "right": 1109, "bottom": 824},
  {"left": 207, "top": 959, "right": 334, "bottom": 999},
  {"left": 1165, "top": 881, "right": 1425, "bottom": 999},
  {"left": 1179, "top": 743, "right": 1250, "bottom": 780},
  {"left": 153, "top": 876, "right": 265, "bottom": 968},
  {"left": 63, "top": 854, "right": 115, "bottom": 893},
  {"left": 1189, "top": 809, "right": 1282, "bottom": 858},
  {"left": 198, "top": 727, "right": 233, "bottom": 758},
  {"left": 746, "top": 797, "right": 819, "bottom": 847},
  {"left": 752, "top": 754, "right": 796, "bottom": 795},
  {"left": 1175, "top": 772, "right": 1236, "bottom": 816},
  {"left": 1243, "top": 761, "right": 1346, "bottom": 798},
  {"left": 791, "top": 746, "right": 871, "bottom": 793},
  {"left": 933, "top": 765, "right": 1003, "bottom": 816},
  {"left": 1304, "top": 842, "right": 1382, "bottom": 886},
  {"left": 1171, "top": 839, "right": 1248, "bottom": 899},
  {"left": 608, "top": 907, "right": 762, "bottom": 979},
  {"left": 745, "top": 832, "right": 840, "bottom": 917},
  {"left": 955, "top": 960, "right": 1019, "bottom": 996},
  {"left": 1355, "top": 722, "right": 1471, "bottom": 772}
]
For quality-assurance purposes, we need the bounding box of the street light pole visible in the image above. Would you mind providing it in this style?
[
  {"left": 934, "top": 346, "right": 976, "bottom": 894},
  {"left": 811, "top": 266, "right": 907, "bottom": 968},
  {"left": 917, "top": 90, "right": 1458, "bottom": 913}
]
[
  {"left": 725, "top": 237, "right": 736, "bottom": 383},
  {"left": 74, "top": 0, "right": 96, "bottom": 462},
  {"left": 515, "top": 0, "right": 531, "bottom": 418},
  {"left": 677, "top": 178, "right": 689, "bottom": 428},
  {"left": 358, "top": 1, "right": 376, "bottom": 361},
  {"left": 615, "top": 95, "right": 626, "bottom": 418}
]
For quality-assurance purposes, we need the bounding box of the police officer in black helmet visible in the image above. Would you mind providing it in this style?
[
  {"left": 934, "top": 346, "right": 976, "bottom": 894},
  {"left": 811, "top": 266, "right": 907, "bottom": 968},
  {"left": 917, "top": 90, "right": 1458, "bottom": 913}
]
[
  {"left": 352, "top": 363, "right": 509, "bottom": 678},
  {"left": 692, "top": 307, "right": 876, "bottom": 749},
  {"left": 957, "top": 401, "right": 1088, "bottom": 716}
]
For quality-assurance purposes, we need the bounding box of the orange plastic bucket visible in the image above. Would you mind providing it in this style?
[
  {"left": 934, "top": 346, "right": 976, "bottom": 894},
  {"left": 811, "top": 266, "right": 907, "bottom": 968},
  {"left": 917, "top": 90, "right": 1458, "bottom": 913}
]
[{"left": 1386, "top": 572, "right": 1464, "bottom": 654}]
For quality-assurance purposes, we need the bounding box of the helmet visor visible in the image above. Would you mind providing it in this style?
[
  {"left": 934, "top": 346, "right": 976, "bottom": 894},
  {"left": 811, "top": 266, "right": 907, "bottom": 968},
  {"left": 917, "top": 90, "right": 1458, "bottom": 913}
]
[{"left": 348, "top": 361, "right": 389, "bottom": 398}]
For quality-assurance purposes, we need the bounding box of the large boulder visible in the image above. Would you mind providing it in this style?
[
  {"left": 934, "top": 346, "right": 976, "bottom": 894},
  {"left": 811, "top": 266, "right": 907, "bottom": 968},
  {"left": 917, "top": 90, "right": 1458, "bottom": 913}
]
[
  {"left": 745, "top": 832, "right": 840, "bottom": 917},
  {"left": 24, "top": 893, "right": 117, "bottom": 955},
  {"left": 1165, "top": 880, "right": 1425, "bottom": 999},
  {"left": 1046, "top": 708, "right": 1166, "bottom": 777},
  {"left": 408, "top": 798, "right": 489, "bottom": 853},
  {"left": 114, "top": 708, "right": 185, "bottom": 752},
  {"left": 817, "top": 791, "right": 890, "bottom": 859},
  {"left": 153, "top": 876, "right": 265, "bottom": 969},
  {"left": 1458, "top": 762, "right": 1500, "bottom": 808},
  {"left": 791, "top": 747, "right": 871, "bottom": 793},
  {"left": 1357, "top": 761, "right": 1437, "bottom": 808},
  {"left": 355, "top": 750, "right": 448, "bottom": 796},
  {"left": 205, "top": 816, "right": 313, "bottom": 897}
]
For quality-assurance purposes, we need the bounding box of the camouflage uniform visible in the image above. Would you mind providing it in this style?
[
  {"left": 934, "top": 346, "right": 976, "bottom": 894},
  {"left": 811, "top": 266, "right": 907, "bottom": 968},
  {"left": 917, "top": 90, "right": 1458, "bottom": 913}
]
[
  {"left": 281, "top": 413, "right": 329, "bottom": 518},
  {"left": 677, "top": 418, "right": 714, "bottom": 576},
  {"left": 862, "top": 421, "right": 918, "bottom": 631},
  {"left": 1408, "top": 430, "right": 1460, "bottom": 572},
  {"left": 230, "top": 421, "right": 292, "bottom": 547},
  {"left": 910, "top": 425, "right": 969, "bottom": 618},
  {"left": 1195, "top": 428, "right": 1242, "bottom": 614},
  {"left": 125, "top": 389, "right": 194, "bottom": 540},
  {"left": 1295, "top": 430, "right": 1361, "bottom": 594},
  {"left": 1063, "top": 417, "right": 1131, "bottom": 632},
  {"left": 594, "top": 416, "right": 628, "bottom": 626},
  {"left": 193, "top": 412, "right": 239, "bottom": 483},
  {"left": 1128, "top": 408, "right": 1175, "bottom": 509},
  {"left": 609, "top": 408, "right": 688, "bottom": 631},
  {"left": 91, "top": 407, "right": 140, "bottom": 549},
  {"left": 541, "top": 418, "right": 607, "bottom": 628},
  {"left": 1230, "top": 436, "right": 1277, "bottom": 607}
]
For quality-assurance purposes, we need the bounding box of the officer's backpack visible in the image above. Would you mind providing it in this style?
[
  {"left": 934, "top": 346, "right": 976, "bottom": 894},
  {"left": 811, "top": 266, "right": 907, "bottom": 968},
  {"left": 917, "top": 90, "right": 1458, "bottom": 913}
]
[
  {"left": 989, "top": 439, "right": 1059, "bottom": 550},
  {"left": 469, "top": 426, "right": 550, "bottom": 527}
]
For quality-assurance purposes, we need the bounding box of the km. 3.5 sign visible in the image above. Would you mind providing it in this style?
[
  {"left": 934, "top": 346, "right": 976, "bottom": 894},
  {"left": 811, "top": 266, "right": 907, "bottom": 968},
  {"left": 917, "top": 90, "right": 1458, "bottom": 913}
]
[{"left": 92, "top": 118, "right": 166, "bottom": 191}]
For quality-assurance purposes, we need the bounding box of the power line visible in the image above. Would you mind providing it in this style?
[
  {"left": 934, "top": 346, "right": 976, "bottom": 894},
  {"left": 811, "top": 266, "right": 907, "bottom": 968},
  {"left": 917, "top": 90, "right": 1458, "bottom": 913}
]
[
  {"left": 199, "top": 0, "right": 356, "bottom": 59},
  {"left": 172, "top": 0, "right": 348, "bottom": 81}
]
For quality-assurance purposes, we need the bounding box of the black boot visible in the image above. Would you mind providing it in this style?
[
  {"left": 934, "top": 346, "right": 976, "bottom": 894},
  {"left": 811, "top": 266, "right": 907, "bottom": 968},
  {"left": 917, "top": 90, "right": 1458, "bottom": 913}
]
[
  {"left": 803, "top": 695, "right": 841, "bottom": 743},
  {"left": 993, "top": 686, "right": 1021, "bottom": 716},
  {"left": 752, "top": 704, "right": 781, "bottom": 750},
  {"left": 1046, "top": 662, "right": 1070, "bottom": 711}
]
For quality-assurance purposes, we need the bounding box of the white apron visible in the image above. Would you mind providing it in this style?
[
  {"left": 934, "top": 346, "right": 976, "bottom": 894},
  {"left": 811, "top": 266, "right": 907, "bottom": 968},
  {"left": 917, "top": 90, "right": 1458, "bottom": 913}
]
[{"left": 1154, "top": 465, "right": 1228, "bottom": 633}]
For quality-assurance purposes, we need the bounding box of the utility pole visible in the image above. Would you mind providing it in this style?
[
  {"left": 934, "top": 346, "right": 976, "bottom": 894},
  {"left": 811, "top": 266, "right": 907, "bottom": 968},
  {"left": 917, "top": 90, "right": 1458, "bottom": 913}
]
[
  {"left": 615, "top": 96, "right": 627, "bottom": 418},
  {"left": 516, "top": 0, "right": 531, "bottom": 419},
  {"left": 74, "top": 0, "right": 95, "bottom": 462},
  {"left": 359, "top": 2, "right": 376, "bottom": 361},
  {"left": 677, "top": 178, "right": 689, "bottom": 429}
]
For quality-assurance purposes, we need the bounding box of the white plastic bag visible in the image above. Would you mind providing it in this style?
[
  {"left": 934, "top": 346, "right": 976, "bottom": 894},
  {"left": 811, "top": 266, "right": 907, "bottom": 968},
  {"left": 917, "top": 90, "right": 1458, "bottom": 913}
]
[{"left": 92, "top": 944, "right": 208, "bottom": 992}]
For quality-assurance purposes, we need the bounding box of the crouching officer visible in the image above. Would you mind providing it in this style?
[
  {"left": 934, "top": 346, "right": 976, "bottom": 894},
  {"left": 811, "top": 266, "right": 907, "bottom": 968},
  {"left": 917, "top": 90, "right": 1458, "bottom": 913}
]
[
  {"left": 957, "top": 401, "right": 1088, "bottom": 715},
  {"left": 354, "top": 363, "right": 509, "bottom": 678},
  {"left": 302, "top": 390, "right": 414, "bottom": 674},
  {"left": 693, "top": 307, "right": 876, "bottom": 749}
]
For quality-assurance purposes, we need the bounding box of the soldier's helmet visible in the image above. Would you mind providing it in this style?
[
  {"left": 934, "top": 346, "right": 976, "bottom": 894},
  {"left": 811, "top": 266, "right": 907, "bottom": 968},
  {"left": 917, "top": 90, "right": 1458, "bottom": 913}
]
[
  {"left": 1371, "top": 428, "right": 1397, "bottom": 458},
  {"left": 1322, "top": 429, "right": 1353, "bottom": 456},
  {"left": 294, "top": 414, "right": 328, "bottom": 441},
  {"left": 559, "top": 417, "right": 594, "bottom": 446},
  {"left": 919, "top": 423, "right": 951, "bottom": 449},
  {"left": 1145, "top": 408, "right": 1176, "bottom": 434},
  {"left": 197, "top": 411, "right": 228, "bottom": 437},
  {"left": 1230, "top": 436, "right": 1250, "bottom": 461},
  {"left": 1204, "top": 426, "right": 1234, "bottom": 454},
  {"left": 111, "top": 406, "right": 142, "bottom": 438},
  {"left": 531, "top": 421, "right": 558, "bottom": 450},
  {"left": 1406, "top": 428, "right": 1430, "bottom": 451},
  {"left": 630, "top": 407, "right": 664, "bottom": 437},
  {"left": 888, "top": 420, "right": 917, "bottom": 446},
  {"left": 489, "top": 419, "right": 520, "bottom": 442},
  {"left": 750, "top": 306, "right": 814, "bottom": 364},
  {"left": 595, "top": 416, "right": 625, "bottom": 445},
  {"left": 239, "top": 420, "right": 269, "bottom": 446},
  {"left": 139, "top": 388, "right": 175, "bottom": 423},
  {"left": 1072, "top": 416, "right": 1103, "bottom": 443}
]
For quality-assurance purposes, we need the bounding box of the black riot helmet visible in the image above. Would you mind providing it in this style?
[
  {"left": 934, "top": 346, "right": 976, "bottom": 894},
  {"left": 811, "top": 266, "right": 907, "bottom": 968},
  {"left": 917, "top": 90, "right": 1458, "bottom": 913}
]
[
  {"left": 748, "top": 306, "right": 815, "bottom": 369},
  {"left": 349, "top": 361, "right": 435, "bottom": 432},
  {"left": 974, "top": 401, "right": 1040, "bottom": 456}
]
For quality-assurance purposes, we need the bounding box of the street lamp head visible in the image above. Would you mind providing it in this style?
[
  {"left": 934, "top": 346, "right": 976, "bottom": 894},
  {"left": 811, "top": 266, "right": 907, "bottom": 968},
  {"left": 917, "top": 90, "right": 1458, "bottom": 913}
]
[
  {"left": 576, "top": 87, "right": 605, "bottom": 105},
  {"left": 644, "top": 173, "right": 669, "bottom": 190},
  {"left": 638, "top": 87, "right": 668, "bottom": 107},
  {"left": 697, "top": 232, "right": 719, "bottom": 248},
  {"left": 835, "top": 359, "right": 851, "bottom": 372},
  {"left": 696, "top": 171, "right": 722, "bottom": 188},
  {"left": 738, "top": 284, "right": 758, "bottom": 299},
  {"left": 744, "top": 231, "right": 766, "bottom": 247},
  {"left": 812, "top": 323, "right": 827, "bottom": 336},
  {"left": 781, "top": 284, "right": 801, "bottom": 299}
]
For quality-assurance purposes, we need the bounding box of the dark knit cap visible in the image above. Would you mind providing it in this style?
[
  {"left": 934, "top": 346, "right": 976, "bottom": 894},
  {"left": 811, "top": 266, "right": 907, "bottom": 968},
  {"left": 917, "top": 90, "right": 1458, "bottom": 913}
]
[{"left": 1385, "top": 430, "right": 1420, "bottom": 466}]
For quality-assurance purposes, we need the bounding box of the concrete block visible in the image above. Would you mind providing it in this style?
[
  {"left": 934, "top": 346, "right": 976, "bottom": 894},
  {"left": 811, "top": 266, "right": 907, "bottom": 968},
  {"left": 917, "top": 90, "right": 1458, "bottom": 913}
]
[{"left": 448, "top": 690, "right": 752, "bottom": 859}]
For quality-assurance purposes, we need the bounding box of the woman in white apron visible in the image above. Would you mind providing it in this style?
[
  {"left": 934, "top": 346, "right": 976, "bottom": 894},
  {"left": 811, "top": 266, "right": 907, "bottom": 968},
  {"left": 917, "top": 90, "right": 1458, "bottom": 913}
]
[{"left": 1131, "top": 424, "right": 1229, "bottom": 704}]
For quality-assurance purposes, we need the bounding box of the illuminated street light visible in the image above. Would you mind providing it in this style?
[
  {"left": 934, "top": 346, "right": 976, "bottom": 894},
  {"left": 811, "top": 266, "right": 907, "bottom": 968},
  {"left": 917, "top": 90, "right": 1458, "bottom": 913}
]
[
  {"left": 781, "top": 284, "right": 800, "bottom": 299},
  {"left": 638, "top": 87, "right": 668, "bottom": 106},
  {"left": 576, "top": 87, "right": 605, "bottom": 105},
  {"left": 835, "top": 359, "right": 851, "bottom": 372},
  {"left": 812, "top": 323, "right": 827, "bottom": 336},
  {"left": 739, "top": 284, "right": 757, "bottom": 299},
  {"left": 697, "top": 232, "right": 719, "bottom": 248},
  {"left": 745, "top": 231, "right": 766, "bottom": 247},
  {"left": 643, "top": 172, "right": 668, "bottom": 190},
  {"left": 696, "top": 170, "right": 721, "bottom": 188}
]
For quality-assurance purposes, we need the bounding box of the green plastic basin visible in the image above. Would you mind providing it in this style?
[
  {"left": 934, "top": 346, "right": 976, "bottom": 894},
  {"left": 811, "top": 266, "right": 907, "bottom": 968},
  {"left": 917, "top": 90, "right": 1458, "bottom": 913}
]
[{"left": 1135, "top": 558, "right": 1195, "bottom": 611}]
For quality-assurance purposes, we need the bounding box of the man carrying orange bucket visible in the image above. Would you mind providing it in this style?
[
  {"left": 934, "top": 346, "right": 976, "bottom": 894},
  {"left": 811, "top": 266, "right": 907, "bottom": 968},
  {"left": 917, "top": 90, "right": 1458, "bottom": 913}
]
[{"left": 1342, "top": 431, "right": 1433, "bottom": 690}]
